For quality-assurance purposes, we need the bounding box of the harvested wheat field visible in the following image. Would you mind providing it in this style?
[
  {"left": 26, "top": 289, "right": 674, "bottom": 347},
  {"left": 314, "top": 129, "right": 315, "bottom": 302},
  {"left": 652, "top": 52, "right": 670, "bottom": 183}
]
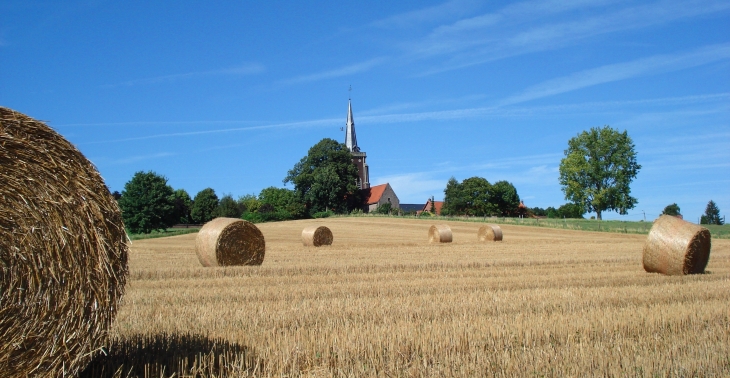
[{"left": 82, "top": 217, "right": 730, "bottom": 377}]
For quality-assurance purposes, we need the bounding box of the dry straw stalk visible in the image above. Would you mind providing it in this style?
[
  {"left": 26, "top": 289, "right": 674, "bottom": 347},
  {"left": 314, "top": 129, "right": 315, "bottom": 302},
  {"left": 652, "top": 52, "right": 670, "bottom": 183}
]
[
  {"left": 302, "top": 225, "right": 333, "bottom": 247},
  {"left": 0, "top": 107, "right": 128, "bottom": 377},
  {"left": 428, "top": 224, "right": 453, "bottom": 243},
  {"left": 643, "top": 215, "right": 711, "bottom": 275},
  {"left": 478, "top": 224, "right": 503, "bottom": 242},
  {"left": 196, "top": 218, "right": 265, "bottom": 266}
]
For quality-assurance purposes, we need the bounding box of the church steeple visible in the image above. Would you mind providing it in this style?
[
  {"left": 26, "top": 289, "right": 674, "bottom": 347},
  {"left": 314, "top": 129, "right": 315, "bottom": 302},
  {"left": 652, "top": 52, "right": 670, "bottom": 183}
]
[
  {"left": 345, "top": 100, "right": 359, "bottom": 152},
  {"left": 344, "top": 97, "right": 369, "bottom": 189}
]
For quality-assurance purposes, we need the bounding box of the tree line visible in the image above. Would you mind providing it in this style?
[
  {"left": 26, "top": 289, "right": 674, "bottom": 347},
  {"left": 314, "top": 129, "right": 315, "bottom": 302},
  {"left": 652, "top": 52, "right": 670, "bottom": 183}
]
[
  {"left": 115, "top": 138, "right": 363, "bottom": 234},
  {"left": 115, "top": 127, "right": 724, "bottom": 234}
]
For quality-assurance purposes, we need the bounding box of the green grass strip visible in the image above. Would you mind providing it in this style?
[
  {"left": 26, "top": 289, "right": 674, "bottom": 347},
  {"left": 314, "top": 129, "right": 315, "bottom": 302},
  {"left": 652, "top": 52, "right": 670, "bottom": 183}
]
[{"left": 128, "top": 228, "right": 200, "bottom": 241}]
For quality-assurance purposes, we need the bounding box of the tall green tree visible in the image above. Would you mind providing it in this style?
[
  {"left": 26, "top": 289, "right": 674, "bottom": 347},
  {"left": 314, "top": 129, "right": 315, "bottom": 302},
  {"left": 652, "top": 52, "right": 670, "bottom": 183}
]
[
  {"left": 490, "top": 181, "right": 520, "bottom": 216},
  {"left": 284, "top": 138, "right": 361, "bottom": 214},
  {"left": 191, "top": 188, "right": 219, "bottom": 224},
  {"left": 170, "top": 189, "right": 193, "bottom": 224},
  {"left": 662, "top": 203, "right": 681, "bottom": 216},
  {"left": 443, "top": 177, "right": 493, "bottom": 216},
  {"left": 700, "top": 200, "right": 724, "bottom": 225},
  {"left": 559, "top": 125, "right": 641, "bottom": 220},
  {"left": 259, "top": 186, "right": 307, "bottom": 219},
  {"left": 216, "top": 194, "right": 243, "bottom": 218},
  {"left": 441, "top": 177, "right": 463, "bottom": 216},
  {"left": 118, "top": 171, "right": 175, "bottom": 234}
]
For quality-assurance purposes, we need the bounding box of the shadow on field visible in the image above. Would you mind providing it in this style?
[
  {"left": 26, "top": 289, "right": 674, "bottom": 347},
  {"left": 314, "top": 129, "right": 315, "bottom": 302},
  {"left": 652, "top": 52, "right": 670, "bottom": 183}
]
[{"left": 79, "top": 333, "right": 262, "bottom": 377}]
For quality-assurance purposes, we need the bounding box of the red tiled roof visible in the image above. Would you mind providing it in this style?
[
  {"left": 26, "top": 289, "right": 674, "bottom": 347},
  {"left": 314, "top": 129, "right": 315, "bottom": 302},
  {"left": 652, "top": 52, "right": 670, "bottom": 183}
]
[
  {"left": 422, "top": 200, "right": 444, "bottom": 215},
  {"left": 364, "top": 183, "right": 388, "bottom": 205}
]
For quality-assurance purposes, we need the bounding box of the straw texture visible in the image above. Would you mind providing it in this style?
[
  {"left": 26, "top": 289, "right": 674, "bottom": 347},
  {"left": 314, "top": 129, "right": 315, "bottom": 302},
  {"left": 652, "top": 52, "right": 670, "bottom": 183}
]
[
  {"left": 478, "top": 224, "right": 503, "bottom": 242},
  {"left": 195, "top": 218, "right": 265, "bottom": 266},
  {"left": 0, "top": 107, "right": 129, "bottom": 377},
  {"left": 428, "top": 224, "right": 453, "bottom": 243},
  {"left": 642, "top": 215, "right": 711, "bottom": 275},
  {"left": 302, "top": 226, "right": 333, "bottom": 247}
]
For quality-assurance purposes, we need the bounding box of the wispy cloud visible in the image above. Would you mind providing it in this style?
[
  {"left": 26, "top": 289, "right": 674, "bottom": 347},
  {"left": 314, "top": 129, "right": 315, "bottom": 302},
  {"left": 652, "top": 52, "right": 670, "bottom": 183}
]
[
  {"left": 374, "top": 172, "right": 447, "bottom": 203},
  {"left": 75, "top": 91, "right": 728, "bottom": 144},
  {"left": 106, "top": 63, "right": 265, "bottom": 87},
  {"left": 375, "top": 153, "right": 563, "bottom": 202},
  {"left": 500, "top": 43, "right": 730, "bottom": 105},
  {"left": 112, "top": 152, "right": 176, "bottom": 165},
  {"left": 410, "top": 0, "right": 730, "bottom": 74},
  {"left": 370, "top": 0, "right": 479, "bottom": 29},
  {"left": 278, "top": 58, "right": 387, "bottom": 85},
  {"left": 82, "top": 118, "right": 340, "bottom": 145}
]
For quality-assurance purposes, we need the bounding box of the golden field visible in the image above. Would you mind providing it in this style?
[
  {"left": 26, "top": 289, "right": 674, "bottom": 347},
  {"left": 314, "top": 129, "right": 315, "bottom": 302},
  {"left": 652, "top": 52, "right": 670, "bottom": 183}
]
[{"left": 83, "top": 217, "right": 730, "bottom": 377}]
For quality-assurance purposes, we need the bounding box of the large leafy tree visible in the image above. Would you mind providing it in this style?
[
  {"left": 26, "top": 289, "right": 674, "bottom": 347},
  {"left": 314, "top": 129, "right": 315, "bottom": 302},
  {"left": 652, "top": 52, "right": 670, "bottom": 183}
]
[
  {"left": 118, "top": 171, "right": 175, "bottom": 234},
  {"left": 442, "top": 176, "right": 493, "bottom": 216},
  {"left": 191, "top": 188, "right": 219, "bottom": 224},
  {"left": 442, "top": 177, "right": 519, "bottom": 216},
  {"left": 700, "top": 200, "right": 724, "bottom": 225},
  {"left": 559, "top": 126, "right": 641, "bottom": 220},
  {"left": 284, "top": 138, "right": 361, "bottom": 214},
  {"left": 490, "top": 180, "right": 520, "bottom": 216},
  {"left": 170, "top": 189, "right": 193, "bottom": 224},
  {"left": 216, "top": 194, "right": 244, "bottom": 218},
  {"left": 441, "top": 177, "right": 464, "bottom": 216},
  {"left": 259, "top": 186, "right": 307, "bottom": 219},
  {"left": 556, "top": 203, "right": 585, "bottom": 218}
]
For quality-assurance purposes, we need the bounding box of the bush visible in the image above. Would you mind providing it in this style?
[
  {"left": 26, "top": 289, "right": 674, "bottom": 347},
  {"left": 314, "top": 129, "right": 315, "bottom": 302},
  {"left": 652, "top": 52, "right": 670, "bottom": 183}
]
[
  {"left": 375, "top": 202, "right": 392, "bottom": 215},
  {"left": 312, "top": 210, "right": 334, "bottom": 219},
  {"left": 241, "top": 209, "right": 294, "bottom": 223}
]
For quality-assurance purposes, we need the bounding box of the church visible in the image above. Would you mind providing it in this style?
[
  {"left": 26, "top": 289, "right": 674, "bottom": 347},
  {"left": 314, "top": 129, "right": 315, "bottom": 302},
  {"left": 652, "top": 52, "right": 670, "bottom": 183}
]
[{"left": 343, "top": 99, "right": 400, "bottom": 213}]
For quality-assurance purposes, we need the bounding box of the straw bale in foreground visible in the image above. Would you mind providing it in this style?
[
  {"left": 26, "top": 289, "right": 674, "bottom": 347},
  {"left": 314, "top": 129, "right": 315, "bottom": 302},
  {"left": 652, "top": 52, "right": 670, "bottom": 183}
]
[
  {"left": 0, "top": 107, "right": 128, "bottom": 377},
  {"left": 196, "top": 218, "right": 265, "bottom": 266},
  {"left": 428, "top": 224, "right": 453, "bottom": 243},
  {"left": 478, "top": 224, "right": 503, "bottom": 242},
  {"left": 302, "top": 225, "right": 334, "bottom": 246},
  {"left": 642, "top": 215, "right": 711, "bottom": 275}
]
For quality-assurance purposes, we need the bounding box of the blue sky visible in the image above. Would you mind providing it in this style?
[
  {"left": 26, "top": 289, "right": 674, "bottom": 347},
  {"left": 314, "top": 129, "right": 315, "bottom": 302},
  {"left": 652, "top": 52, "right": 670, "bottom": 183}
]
[{"left": 2, "top": 0, "right": 728, "bottom": 222}]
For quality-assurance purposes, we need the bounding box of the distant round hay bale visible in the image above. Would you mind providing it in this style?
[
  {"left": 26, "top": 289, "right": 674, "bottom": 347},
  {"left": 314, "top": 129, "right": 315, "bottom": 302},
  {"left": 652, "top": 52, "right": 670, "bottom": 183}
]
[
  {"left": 0, "top": 107, "right": 128, "bottom": 376},
  {"left": 428, "top": 224, "right": 453, "bottom": 243},
  {"left": 643, "top": 215, "right": 711, "bottom": 275},
  {"left": 302, "top": 225, "right": 333, "bottom": 247},
  {"left": 195, "top": 218, "right": 265, "bottom": 266},
  {"left": 478, "top": 224, "right": 503, "bottom": 242}
]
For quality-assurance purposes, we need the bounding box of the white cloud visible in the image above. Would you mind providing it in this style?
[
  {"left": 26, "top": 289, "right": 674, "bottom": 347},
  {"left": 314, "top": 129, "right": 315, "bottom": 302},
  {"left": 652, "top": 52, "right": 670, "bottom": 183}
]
[
  {"left": 72, "top": 91, "right": 728, "bottom": 145},
  {"left": 500, "top": 43, "right": 730, "bottom": 105},
  {"left": 278, "top": 58, "right": 387, "bottom": 85},
  {"left": 113, "top": 152, "right": 176, "bottom": 165},
  {"left": 412, "top": 0, "right": 730, "bottom": 74},
  {"left": 107, "top": 63, "right": 265, "bottom": 87},
  {"left": 370, "top": 0, "right": 479, "bottom": 29},
  {"left": 373, "top": 172, "right": 447, "bottom": 203},
  {"left": 82, "top": 118, "right": 340, "bottom": 145}
]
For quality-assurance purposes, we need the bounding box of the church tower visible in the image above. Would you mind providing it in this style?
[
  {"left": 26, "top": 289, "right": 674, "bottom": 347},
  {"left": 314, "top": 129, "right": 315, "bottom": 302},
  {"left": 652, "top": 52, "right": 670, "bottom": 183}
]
[{"left": 345, "top": 99, "right": 369, "bottom": 189}]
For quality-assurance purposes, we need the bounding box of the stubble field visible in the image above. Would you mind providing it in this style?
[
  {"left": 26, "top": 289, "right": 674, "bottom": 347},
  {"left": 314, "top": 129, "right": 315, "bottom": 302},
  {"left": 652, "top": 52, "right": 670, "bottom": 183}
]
[{"left": 82, "top": 217, "right": 730, "bottom": 377}]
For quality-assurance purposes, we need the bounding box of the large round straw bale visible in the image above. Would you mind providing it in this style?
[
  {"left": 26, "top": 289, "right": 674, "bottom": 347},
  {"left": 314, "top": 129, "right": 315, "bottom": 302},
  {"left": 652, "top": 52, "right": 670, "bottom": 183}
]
[
  {"left": 302, "top": 225, "right": 333, "bottom": 246},
  {"left": 642, "top": 215, "right": 711, "bottom": 275},
  {"left": 428, "top": 224, "right": 453, "bottom": 243},
  {"left": 478, "top": 224, "right": 503, "bottom": 242},
  {"left": 195, "top": 217, "right": 265, "bottom": 266},
  {"left": 0, "top": 107, "right": 128, "bottom": 377}
]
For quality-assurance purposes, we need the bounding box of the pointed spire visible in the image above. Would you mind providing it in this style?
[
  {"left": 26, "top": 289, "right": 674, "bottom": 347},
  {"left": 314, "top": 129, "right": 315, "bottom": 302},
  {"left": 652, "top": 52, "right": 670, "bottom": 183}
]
[{"left": 345, "top": 99, "right": 359, "bottom": 152}]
